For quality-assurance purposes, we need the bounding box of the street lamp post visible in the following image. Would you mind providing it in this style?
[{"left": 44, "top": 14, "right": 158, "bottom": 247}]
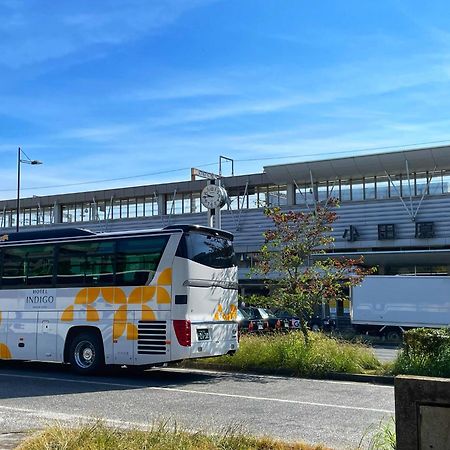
[{"left": 16, "top": 147, "right": 43, "bottom": 232}]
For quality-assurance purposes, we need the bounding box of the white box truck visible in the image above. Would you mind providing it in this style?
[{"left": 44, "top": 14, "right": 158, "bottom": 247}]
[{"left": 351, "top": 275, "right": 450, "bottom": 340}]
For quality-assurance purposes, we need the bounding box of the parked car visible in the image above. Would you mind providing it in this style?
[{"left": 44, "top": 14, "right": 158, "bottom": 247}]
[
  {"left": 237, "top": 307, "right": 269, "bottom": 333},
  {"left": 270, "top": 309, "right": 336, "bottom": 332},
  {"left": 270, "top": 308, "right": 301, "bottom": 330},
  {"left": 259, "top": 308, "right": 293, "bottom": 331},
  {"left": 308, "top": 316, "right": 336, "bottom": 332}
]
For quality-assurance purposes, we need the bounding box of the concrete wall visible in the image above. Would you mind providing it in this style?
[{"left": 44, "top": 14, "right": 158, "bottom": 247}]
[{"left": 395, "top": 375, "right": 450, "bottom": 449}]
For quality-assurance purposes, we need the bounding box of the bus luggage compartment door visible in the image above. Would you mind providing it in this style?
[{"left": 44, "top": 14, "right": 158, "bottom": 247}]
[
  {"left": 37, "top": 311, "right": 58, "bottom": 361},
  {"left": 7, "top": 311, "right": 37, "bottom": 360}
]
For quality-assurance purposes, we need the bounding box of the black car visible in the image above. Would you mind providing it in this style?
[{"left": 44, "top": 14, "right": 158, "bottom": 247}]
[
  {"left": 270, "top": 308, "right": 302, "bottom": 330},
  {"left": 308, "top": 316, "right": 336, "bottom": 332},
  {"left": 237, "top": 307, "right": 269, "bottom": 333},
  {"left": 270, "top": 309, "right": 336, "bottom": 332},
  {"left": 254, "top": 308, "right": 291, "bottom": 331}
]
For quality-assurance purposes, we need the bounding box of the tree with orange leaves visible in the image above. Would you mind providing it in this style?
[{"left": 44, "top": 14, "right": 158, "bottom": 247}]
[{"left": 254, "top": 201, "right": 375, "bottom": 342}]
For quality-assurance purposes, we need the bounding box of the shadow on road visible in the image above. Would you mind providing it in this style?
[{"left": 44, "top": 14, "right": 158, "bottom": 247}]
[{"left": 0, "top": 360, "right": 270, "bottom": 400}]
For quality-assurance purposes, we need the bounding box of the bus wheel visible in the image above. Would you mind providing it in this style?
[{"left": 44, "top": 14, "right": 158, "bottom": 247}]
[{"left": 69, "top": 331, "right": 104, "bottom": 374}]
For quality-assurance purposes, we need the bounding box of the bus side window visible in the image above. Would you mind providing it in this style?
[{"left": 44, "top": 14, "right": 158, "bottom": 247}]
[
  {"left": 84, "top": 242, "right": 115, "bottom": 286},
  {"left": 26, "top": 245, "right": 54, "bottom": 287},
  {"left": 56, "top": 241, "right": 115, "bottom": 287},
  {"left": 116, "top": 236, "right": 169, "bottom": 286},
  {"left": 1, "top": 247, "right": 27, "bottom": 288},
  {"left": 56, "top": 244, "right": 86, "bottom": 286}
]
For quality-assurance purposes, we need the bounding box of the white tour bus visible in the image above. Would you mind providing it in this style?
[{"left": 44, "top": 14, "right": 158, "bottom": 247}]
[{"left": 0, "top": 224, "right": 238, "bottom": 373}]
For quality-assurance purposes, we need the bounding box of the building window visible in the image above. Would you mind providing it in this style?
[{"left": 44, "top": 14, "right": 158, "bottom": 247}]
[
  {"left": 378, "top": 224, "right": 395, "bottom": 240},
  {"left": 295, "top": 184, "right": 315, "bottom": 205},
  {"left": 352, "top": 179, "right": 364, "bottom": 201},
  {"left": 227, "top": 186, "right": 264, "bottom": 210},
  {"left": 144, "top": 196, "right": 158, "bottom": 216},
  {"left": 191, "top": 193, "right": 203, "bottom": 213},
  {"left": 268, "top": 185, "right": 287, "bottom": 206},
  {"left": 415, "top": 222, "right": 434, "bottom": 239},
  {"left": 166, "top": 194, "right": 183, "bottom": 215}
]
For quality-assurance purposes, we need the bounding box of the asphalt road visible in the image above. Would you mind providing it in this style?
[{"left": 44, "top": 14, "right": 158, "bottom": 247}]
[
  {"left": 0, "top": 362, "right": 394, "bottom": 450},
  {"left": 372, "top": 345, "right": 400, "bottom": 363}
]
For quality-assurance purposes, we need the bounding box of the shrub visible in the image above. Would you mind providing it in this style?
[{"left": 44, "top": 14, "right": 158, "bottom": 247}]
[
  {"left": 393, "top": 328, "right": 450, "bottom": 377},
  {"left": 403, "top": 328, "right": 450, "bottom": 357}
]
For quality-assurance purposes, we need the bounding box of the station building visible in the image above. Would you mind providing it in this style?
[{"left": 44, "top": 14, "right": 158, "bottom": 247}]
[{"left": 2, "top": 145, "right": 450, "bottom": 317}]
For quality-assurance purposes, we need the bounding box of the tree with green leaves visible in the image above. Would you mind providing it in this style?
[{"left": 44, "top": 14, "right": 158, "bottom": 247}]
[{"left": 253, "top": 201, "right": 375, "bottom": 342}]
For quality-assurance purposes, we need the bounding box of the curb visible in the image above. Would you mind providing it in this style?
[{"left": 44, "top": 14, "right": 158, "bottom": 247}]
[{"left": 180, "top": 362, "right": 395, "bottom": 385}]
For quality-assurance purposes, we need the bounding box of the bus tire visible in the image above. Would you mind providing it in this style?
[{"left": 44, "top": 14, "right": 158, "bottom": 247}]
[{"left": 68, "top": 331, "right": 104, "bottom": 375}]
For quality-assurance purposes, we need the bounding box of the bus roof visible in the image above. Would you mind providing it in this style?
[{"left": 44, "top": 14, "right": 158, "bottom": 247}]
[
  {"left": 0, "top": 228, "right": 95, "bottom": 243},
  {"left": 0, "top": 224, "right": 234, "bottom": 245},
  {"left": 163, "top": 224, "right": 234, "bottom": 240}
]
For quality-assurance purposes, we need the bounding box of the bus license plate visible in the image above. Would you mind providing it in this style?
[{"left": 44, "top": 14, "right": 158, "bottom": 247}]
[{"left": 197, "top": 329, "right": 210, "bottom": 341}]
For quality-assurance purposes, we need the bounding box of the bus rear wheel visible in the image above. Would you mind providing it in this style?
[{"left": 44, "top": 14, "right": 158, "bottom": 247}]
[{"left": 69, "top": 331, "right": 104, "bottom": 374}]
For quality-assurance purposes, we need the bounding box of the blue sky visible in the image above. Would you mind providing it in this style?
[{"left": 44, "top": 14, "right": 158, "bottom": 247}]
[{"left": 1, "top": 0, "right": 450, "bottom": 199}]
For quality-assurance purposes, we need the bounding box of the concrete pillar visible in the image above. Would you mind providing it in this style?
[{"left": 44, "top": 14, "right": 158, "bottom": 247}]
[
  {"left": 53, "top": 203, "right": 62, "bottom": 224},
  {"left": 313, "top": 183, "right": 319, "bottom": 202},
  {"left": 286, "top": 183, "right": 296, "bottom": 206},
  {"left": 157, "top": 194, "right": 165, "bottom": 215}
]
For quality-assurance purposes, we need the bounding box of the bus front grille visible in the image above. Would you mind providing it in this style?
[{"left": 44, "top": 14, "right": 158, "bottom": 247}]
[{"left": 137, "top": 321, "right": 167, "bottom": 355}]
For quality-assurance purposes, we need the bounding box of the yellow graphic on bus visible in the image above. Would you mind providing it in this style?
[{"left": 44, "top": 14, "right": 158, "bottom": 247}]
[
  {"left": 213, "top": 303, "right": 238, "bottom": 321},
  {"left": 0, "top": 343, "right": 11, "bottom": 359},
  {"left": 0, "top": 311, "right": 11, "bottom": 359},
  {"left": 61, "top": 268, "right": 172, "bottom": 341}
]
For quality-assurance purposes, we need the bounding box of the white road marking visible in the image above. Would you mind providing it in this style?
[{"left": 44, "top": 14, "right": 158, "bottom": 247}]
[
  {"left": 0, "top": 404, "right": 149, "bottom": 429},
  {"left": 0, "top": 372, "right": 394, "bottom": 414}
]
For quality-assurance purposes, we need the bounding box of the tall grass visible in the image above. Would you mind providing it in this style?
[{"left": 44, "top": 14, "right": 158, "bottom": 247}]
[
  {"left": 361, "top": 418, "right": 396, "bottom": 450},
  {"left": 18, "top": 422, "right": 330, "bottom": 450},
  {"left": 197, "top": 332, "right": 381, "bottom": 376}
]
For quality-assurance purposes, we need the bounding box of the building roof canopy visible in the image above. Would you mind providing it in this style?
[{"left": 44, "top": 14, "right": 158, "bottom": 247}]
[{"left": 264, "top": 145, "right": 450, "bottom": 184}]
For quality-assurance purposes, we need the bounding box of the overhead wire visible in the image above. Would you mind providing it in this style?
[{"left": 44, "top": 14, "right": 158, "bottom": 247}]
[{"left": 2, "top": 138, "right": 450, "bottom": 193}]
